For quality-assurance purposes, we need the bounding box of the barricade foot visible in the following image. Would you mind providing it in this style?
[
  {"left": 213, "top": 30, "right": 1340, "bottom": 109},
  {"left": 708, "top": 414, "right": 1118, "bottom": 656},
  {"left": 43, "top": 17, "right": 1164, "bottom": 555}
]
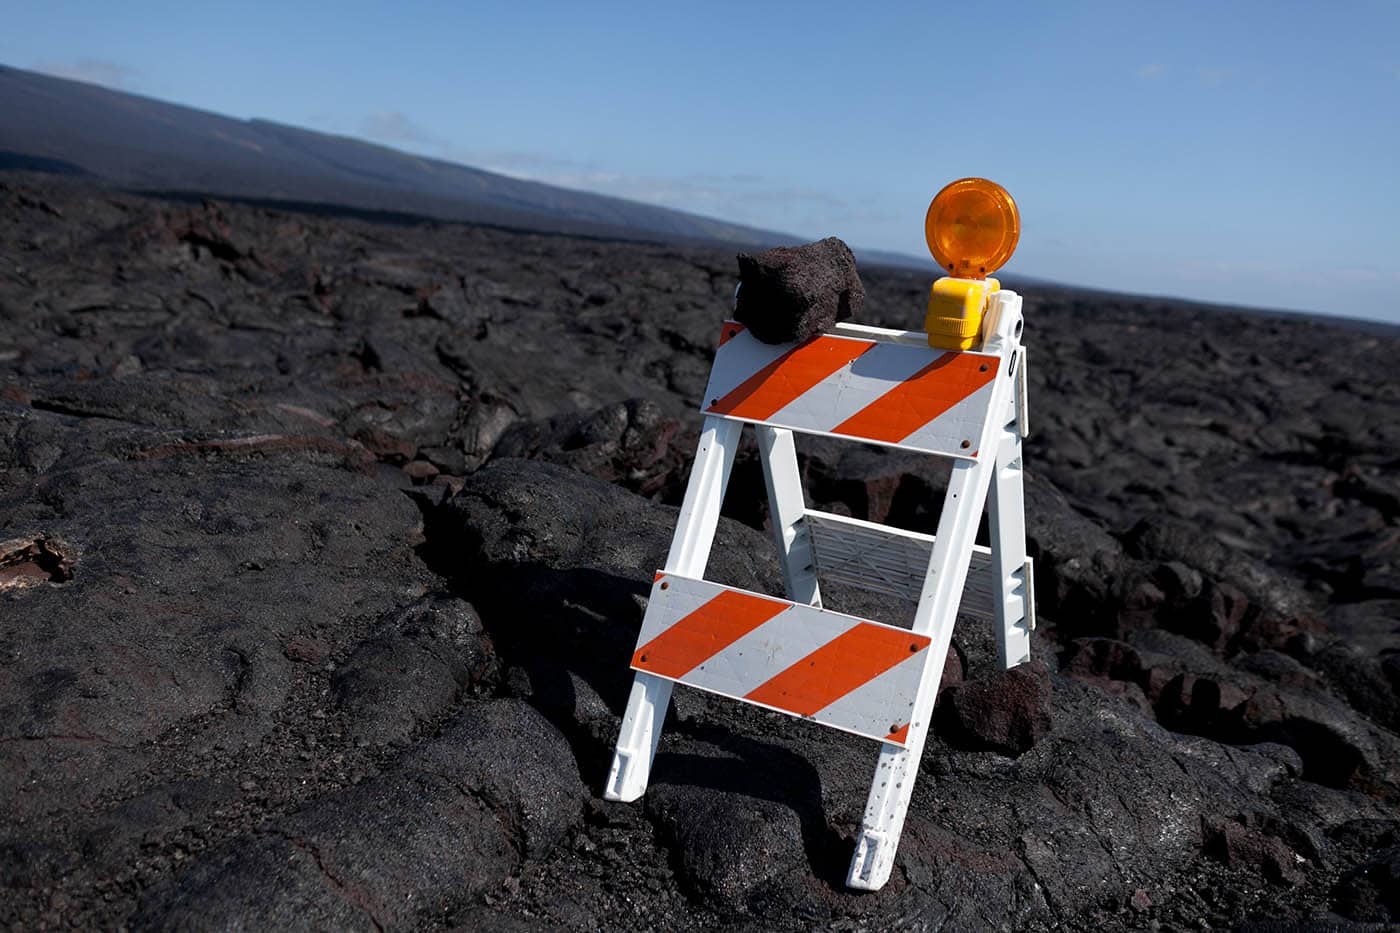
[
  {"left": 847, "top": 829, "right": 896, "bottom": 890},
  {"left": 604, "top": 672, "right": 672, "bottom": 801}
]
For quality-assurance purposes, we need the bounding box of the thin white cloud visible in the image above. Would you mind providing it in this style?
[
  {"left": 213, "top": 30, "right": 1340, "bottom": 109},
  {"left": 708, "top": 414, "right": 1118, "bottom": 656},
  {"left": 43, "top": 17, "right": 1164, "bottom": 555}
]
[
  {"left": 493, "top": 164, "right": 855, "bottom": 218},
  {"left": 1176, "top": 255, "right": 1400, "bottom": 289},
  {"left": 33, "top": 58, "right": 139, "bottom": 89},
  {"left": 1197, "top": 67, "right": 1230, "bottom": 88},
  {"left": 356, "top": 111, "right": 895, "bottom": 233},
  {"left": 360, "top": 111, "right": 435, "bottom": 145},
  {"left": 355, "top": 122, "right": 602, "bottom": 184},
  {"left": 1136, "top": 63, "right": 1167, "bottom": 80},
  {"left": 469, "top": 149, "right": 602, "bottom": 178}
]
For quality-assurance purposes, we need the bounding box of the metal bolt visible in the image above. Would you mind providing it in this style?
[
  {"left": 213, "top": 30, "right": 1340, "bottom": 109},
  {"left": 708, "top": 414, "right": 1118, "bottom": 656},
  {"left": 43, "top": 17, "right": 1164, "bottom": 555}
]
[
  {"left": 960, "top": 440, "right": 971, "bottom": 449},
  {"left": 909, "top": 643, "right": 921, "bottom": 653},
  {"left": 659, "top": 582, "right": 669, "bottom": 590}
]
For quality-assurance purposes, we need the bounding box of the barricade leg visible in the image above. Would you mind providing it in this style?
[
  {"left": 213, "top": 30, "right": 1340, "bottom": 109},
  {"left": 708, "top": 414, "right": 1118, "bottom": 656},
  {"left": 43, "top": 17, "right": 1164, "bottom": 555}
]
[
  {"left": 987, "top": 424, "right": 1033, "bottom": 669},
  {"left": 847, "top": 457, "right": 995, "bottom": 890},
  {"left": 756, "top": 426, "right": 821, "bottom": 608},
  {"left": 605, "top": 416, "right": 741, "bottom": 801}
]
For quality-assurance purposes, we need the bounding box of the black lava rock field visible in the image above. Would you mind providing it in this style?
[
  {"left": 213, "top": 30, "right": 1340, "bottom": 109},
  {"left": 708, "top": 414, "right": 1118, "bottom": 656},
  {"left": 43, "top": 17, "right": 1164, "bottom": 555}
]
[{"left": 2, "top": 174, "right": 1398, "bottom": 931}]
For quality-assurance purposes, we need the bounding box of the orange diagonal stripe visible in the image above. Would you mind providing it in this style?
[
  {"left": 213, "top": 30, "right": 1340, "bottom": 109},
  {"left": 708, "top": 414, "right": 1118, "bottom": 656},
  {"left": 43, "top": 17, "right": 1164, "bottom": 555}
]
[
  {"left": 706, "top": 335, "right": 872, "bottom": 421},
  {"left": 831, "top": 353, "right": 999, "bottom": 444},
  {"left": 632, "top": 589, "right": 789, "bottom": 679},
  {"left": 744, "top": 624, "right": 931, "bottom": 717},
  {"left": 887, "top": 723, "right": 910, "bottom": 745}
]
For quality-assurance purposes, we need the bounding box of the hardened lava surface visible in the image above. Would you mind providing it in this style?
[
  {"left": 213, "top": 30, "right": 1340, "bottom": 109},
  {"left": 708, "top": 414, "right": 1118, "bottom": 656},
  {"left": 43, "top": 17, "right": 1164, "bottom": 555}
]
[{"left": 1, "top": 174, "right": 1398, "bottom": 930}]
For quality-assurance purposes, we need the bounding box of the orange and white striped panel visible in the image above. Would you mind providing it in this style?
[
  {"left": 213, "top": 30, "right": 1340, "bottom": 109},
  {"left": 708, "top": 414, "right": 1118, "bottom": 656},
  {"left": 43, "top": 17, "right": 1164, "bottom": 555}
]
[
  {"left": 702, "top": 322, "right": 1000, "bottom": 459},
  {"left": 631, "top": 573, "right": 934, "bottom": 745}
]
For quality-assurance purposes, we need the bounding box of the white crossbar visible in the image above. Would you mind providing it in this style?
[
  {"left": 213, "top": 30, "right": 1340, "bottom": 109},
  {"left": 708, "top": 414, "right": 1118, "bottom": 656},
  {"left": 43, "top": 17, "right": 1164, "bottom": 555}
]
[{"left": 805, "top": 510, "right": 997, "bottom": 619}]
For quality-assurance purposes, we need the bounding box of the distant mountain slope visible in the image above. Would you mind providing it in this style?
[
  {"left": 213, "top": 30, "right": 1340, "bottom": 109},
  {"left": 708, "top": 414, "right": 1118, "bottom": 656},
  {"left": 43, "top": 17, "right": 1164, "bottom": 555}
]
[{"left": 0, "top": 62, "right": 841, "bottom": 251}]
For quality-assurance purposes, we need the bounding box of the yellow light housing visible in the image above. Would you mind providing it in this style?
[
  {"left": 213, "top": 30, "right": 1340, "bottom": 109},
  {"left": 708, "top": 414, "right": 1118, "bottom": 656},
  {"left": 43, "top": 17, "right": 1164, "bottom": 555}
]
[
  {"left": 926, "top": 276, "right": 1000, "bottom": 350},
  {"left": 924, "top": 178, "right": 1020, "bottom": 278}
]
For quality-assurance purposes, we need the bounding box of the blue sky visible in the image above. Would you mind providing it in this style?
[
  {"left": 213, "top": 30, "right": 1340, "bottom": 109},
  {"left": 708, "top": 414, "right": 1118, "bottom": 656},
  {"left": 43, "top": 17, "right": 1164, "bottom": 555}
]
[{"left": 4, "top": 1, "right": 1399, "bottom": 322}]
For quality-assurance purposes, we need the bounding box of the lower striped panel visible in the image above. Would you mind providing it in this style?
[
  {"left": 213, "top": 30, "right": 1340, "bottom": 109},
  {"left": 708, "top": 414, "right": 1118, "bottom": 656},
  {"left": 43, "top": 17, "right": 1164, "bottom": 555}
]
[{"left": 631, "top": 574, "right": 933, "bottom": 745}]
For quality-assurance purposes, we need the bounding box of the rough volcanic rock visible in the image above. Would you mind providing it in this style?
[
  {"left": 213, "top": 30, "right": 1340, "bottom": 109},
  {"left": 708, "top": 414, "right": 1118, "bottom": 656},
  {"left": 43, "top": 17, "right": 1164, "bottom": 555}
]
[
  {"left": 1062, "top": 637, "right": 1145, "bottom": 684},
  {"left": 133, "top": 700, "right": 585, "bottom": 929},
  {"left": 1332, "top": 845, "right": 1400, "bottom": 922},
  {"left": 803, "top": 441, "right": 938, "bottom": 530},
  {"left": 1021, "top": 472, "right": 1128, "bottom": 638},
  {"left": 936, "top": 660, "right": 1053, "bottom": 755},
  {"left": 438, "top": 457, "right": 785, "bottom": 747},
  {"left": 645, "top": 757, "right": 809, "bottom": 912},
  {"left": 1306, "top": 637, "right": 1400, "bottom": 733},
  {"left": 437, "top": 457, "right": 1340, "bottom": 929},
  {"left": 0, "top": 401, "right": 434, "bottom": 827},
  {"left": 1121, "top": 515, "right": 1324, "bottom": 652},
  {"left": 734, "top": 237, "right": 863, "bottom": 343},
  {"left": 1202, "top": 814, "right": 1307, "bottom": 886},
  {"left": 490, "top": 397, "right": 689, "bottom": 500},
  {"left": 1233, "top": 683, "right": 1400, "bottom": 792},
  {"left": 3, "top": 173, "right": 1399, "bottom": 930},
  {"left": 444, "top": 457, "right": 783, "bottom": 617},
  {"left": 332, "top": 593, "right": 500, "bottom": 745},
  {"left": 1131, "top": 629, "right": 1400, "bottom": 793}
]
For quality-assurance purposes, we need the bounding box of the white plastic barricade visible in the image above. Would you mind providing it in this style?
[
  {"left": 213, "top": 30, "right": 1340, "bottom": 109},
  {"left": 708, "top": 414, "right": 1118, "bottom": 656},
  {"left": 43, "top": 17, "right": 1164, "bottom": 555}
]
[{"left": 605, "top": 289, "right": 1034, "bottom": 892}]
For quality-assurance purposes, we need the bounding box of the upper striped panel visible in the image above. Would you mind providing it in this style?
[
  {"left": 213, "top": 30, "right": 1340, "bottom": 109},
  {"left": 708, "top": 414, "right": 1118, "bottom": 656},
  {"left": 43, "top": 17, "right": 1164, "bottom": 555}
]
[{"left": 701, "top": 322, "right": 1000, "bottom": 459}]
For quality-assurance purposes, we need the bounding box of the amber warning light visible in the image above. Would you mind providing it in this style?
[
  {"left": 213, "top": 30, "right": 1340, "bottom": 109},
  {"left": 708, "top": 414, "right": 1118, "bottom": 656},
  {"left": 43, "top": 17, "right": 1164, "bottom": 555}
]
[{"left": 922, "top": 177, "right": 1020, "bottom": 351}]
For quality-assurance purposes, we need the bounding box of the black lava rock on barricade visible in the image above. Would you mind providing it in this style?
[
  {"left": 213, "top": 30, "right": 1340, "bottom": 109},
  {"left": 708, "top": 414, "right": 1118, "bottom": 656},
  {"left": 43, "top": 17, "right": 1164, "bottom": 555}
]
[{"left": 734, "top": 237, "right": 864, "bottom": 344}]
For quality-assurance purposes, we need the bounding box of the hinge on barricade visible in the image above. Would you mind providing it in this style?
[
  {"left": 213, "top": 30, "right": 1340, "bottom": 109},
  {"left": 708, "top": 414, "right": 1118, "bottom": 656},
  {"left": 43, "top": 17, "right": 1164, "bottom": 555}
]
[
  {"left": 605, "top": 178, "right": 1037, "bottom": 892},
  {"left": 1017, "top": 346, "right": 1030, "bottom": 438},
  {"left": 1024, "top": 557, "right": 1038, "bottom": 631}
]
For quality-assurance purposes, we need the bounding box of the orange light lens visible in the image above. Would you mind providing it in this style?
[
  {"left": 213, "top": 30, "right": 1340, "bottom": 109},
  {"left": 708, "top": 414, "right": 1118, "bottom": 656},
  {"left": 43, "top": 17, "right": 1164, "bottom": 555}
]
[{"left": 924, "top": 178, "right": 1020, "bottom": 278}]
